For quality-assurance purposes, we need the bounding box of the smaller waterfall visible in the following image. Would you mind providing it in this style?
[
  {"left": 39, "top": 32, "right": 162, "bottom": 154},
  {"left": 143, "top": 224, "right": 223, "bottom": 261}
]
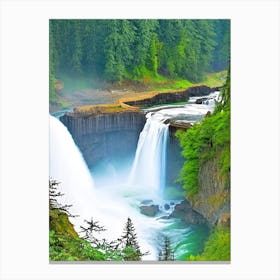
[
  {"left": 128, "top": 92, "right": 220, "bottom": 200},
  {"left": 129, "top": 112, "right": 169, "bottom": 200}
]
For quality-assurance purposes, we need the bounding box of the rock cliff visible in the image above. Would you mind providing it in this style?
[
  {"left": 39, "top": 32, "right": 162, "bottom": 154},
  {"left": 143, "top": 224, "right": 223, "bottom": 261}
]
[
  {"left": 191, "top": 151, "right": 230, "bottom": 227},
  {"left": 166, "top": 126, "right": 185, "bottom": 187},
  {"left": 124, "top": 85, "right": 220, "bottom": 108},
  {"left": 60, "top": 111, "right": 146, "bottom": 168}
]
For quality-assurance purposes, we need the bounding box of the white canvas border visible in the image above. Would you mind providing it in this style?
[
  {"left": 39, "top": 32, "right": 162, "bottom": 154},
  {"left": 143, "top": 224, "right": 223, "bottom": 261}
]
[{"left": 0, "top": 0, "right": 279, "bottom": 279}]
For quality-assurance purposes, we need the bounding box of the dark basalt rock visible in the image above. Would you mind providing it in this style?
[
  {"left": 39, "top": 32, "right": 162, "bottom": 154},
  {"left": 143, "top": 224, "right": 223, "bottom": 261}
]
[
  {"left": 124, "top": 85, "right": 219, "bottom": 108},
  {"left": 60, "top": 111, "right": 146, "bottom": 168},
  {"left": 163, "top": 119, "right": 171, "bottom": 125},
  {"left": 169, "top": 200, "right": 207, "bottom": 225},
  {"left": 164, "top": 203, "right": 170, "bottom": 210},
  {"left": 195, "top": 97, "right": 208, "bottom": 104},
  {"left": 140, "top": 205, "right": 160, "bottom": 217}
]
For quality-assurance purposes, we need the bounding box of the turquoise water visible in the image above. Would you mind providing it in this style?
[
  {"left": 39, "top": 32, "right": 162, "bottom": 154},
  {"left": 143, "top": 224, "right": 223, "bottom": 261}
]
[{"left": 160, "top": 219, "right": 209, "bottom": 260}]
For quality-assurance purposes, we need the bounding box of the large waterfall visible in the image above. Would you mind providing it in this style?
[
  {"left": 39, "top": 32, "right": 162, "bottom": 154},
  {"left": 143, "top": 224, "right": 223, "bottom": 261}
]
[
  {"left": 49, "top": 115, "right": 159, "bottom": 260},
  {"left": 49, "top": 115, "right": 96, "bottom": 218},
  {"left": 49, "top": 91, "right": 220, "bottom": 261},
  {"left": 129, "top": 112, "right": 169, "bottom": 200}
]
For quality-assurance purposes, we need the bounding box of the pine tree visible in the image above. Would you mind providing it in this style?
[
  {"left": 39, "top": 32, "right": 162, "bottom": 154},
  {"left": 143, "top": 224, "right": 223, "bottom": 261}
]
[
  {"left": 49, "top": 178, "right": 75, "bottom": 217},
  {"left": 50, "top": 19, "right": 230, "bottom": 86},
  {"left": 158, "top": 236, "right": 174, "bottom": 261},
  {"left": 79, "top": 218, "right": 106, "bottom": 247},
  {"left": 146, "top": 33, "right": 159, "bottom": 75},
  {"left": 118, "top": 217, "right": 147, "bottom": 261},
  {"left": 119, "top": 217, "right": 140, "bottom": 249}
]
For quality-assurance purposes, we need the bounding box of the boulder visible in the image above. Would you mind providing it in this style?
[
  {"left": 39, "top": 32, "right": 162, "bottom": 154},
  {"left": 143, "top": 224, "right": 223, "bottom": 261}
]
[
  {"left": 195, "top": 97, "right": 208, "bottom": 104},
  {"left": 140, "top": 205, "right": 159, "bottom": 217},
  {"left": 169, "top": 200, "right": 206, "bottom": 225},
  {"left": 164, "top": 203, "right": 170, "bottom": 210}
]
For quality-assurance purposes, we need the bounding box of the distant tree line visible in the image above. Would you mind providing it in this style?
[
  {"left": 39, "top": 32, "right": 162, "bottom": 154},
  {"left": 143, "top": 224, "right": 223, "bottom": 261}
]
[{"left": 49, "top": 19, "right": 230, "bottom": 84}]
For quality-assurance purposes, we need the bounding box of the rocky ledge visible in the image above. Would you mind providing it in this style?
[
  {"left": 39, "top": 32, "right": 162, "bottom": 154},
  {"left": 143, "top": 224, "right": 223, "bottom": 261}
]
[
  {"left": 139, "top": 199, "right": 207, "bottom": 225},
  {"left": 168, "top": 199, "right": 207, "bottom": 225},
  {"left": 122, "top": 85, "right": 220, "bottom": 108}
]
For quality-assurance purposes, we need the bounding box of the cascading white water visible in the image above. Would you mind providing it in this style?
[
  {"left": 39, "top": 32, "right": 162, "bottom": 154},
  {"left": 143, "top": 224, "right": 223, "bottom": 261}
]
[
  {"left": 129, "top": 112, "right": 169, "bottom": 200},
  {"left": 49, "top": 115, "right": 160, "bottom": 260},
  {"left": 49, "top": 115, "right": 96, "bottom": 218},
  {"left": 49, "top": 91, "right": 220, "bottom": 261},
  {"left": 129, "top": 91, "right": 220, "bottom": 201}
]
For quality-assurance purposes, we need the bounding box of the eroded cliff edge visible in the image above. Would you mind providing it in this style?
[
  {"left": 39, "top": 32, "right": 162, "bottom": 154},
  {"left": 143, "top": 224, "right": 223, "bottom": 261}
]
[
  {"left": 194, "top": 153, "right": 230, "bottom": 227},
  {"left": 60, "top": 111, "right": 146, "bottom": 168}
]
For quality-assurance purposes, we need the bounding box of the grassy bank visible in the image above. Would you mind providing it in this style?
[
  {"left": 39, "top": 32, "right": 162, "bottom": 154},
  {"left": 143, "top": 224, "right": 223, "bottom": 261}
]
[{"left": 126, "top": 68, "right": 227, "bottom": 92}]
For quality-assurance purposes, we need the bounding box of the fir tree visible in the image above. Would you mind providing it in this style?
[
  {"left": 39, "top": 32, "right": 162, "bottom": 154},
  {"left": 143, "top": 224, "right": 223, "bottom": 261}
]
[
  {"left": 158, "top": 236, "right": 174, "bottom": 261},
  {"left": 49, "top": 178, "right": 76, "bottom": 217},
  {"left": 79, "top": 218, "right": 106, "bottom": 247},
  {"left": 118, "top": 217, "right": 148, "bottom": 261}
]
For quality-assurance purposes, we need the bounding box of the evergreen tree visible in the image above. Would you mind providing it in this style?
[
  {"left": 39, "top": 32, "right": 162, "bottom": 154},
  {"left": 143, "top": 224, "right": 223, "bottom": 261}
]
[
  {"left": 49, "top": 178, "right": 75, "bottom": 217},
  {"left": 119, "top": 217, "right": 140, "bottom": 249},
  {"left": 49, "top": 19, "right": 230, "bottom": 86},
  {"left": 79, "top": 218, "right": 106, "bottom": 247},
  {"left": 211, "top": 20, "right": 230, "bottom": 71},
  {"left": 146, "top": 32, "right": 159, "bottom": 75},
  {"left": 158, "top": 236, "right": 174, "bottom": 261},
  {"left": 104, "top": 20, "right": 135, "bottom": 81},
  {"left": 49, "top": 24, "right": 56, "bottom": 101},
  {"left": 118, "top": 217, "right": 147, "bottom": 261}
]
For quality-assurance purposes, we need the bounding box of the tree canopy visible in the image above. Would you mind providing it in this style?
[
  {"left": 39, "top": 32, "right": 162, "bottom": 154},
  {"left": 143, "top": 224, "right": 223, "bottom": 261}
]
[{"left": 49, "top": 19, "right": 230, "bottom": 85}]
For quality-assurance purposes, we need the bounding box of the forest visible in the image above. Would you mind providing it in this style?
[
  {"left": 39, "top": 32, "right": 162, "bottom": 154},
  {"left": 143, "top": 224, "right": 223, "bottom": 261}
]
[
  {"left": 49, "top": 19, "right": 230, "bottom": 103},
  {"left": 49, "top": 19, "right": 231, "bottom": 262}
]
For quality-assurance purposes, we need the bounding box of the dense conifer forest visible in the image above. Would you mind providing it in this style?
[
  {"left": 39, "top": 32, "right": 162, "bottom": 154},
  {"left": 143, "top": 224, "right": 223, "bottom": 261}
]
[{"left": 49, "top": 19, "right": 230, "bottom": 102}]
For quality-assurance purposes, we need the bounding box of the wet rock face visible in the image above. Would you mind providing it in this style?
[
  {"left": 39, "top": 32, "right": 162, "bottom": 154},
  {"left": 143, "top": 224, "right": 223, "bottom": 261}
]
[
  {"left": 60, "top": 109, "right": 185, "bottom": 184},
  {"left": 169, "top": 200, "right": 207, "bottom": 225},
  {"left": 140, "top": 205, "right": 160, "bottom": 217},
  {"left": 60, "top": 111, "right": 146, "bottom": 168},
  {"left": 125, "top": 86, "right": 219, "bottom": 107},
  {"left": 166, "top": 127, "right": 185, "bottom": 188},
  {"left": 191, "top": 153, "right": 230, "bottom": 227}
]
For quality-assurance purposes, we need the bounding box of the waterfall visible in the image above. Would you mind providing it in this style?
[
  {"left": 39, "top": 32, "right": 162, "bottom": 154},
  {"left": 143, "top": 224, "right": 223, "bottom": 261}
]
[
  {"left": 128, "top": 92, "right": 220, "bottom": 200},
  {"left": 49, "top": 115, "right": 96, "bottom": 218},
  {"left": 49, "top": 92, "right": 220, "bottom": 261},
  {"left": 129, "top": 112, "right": 169, "bottom": 200},
  {"left": 49, "top": 115, "right": 158, "bottom": 259}
]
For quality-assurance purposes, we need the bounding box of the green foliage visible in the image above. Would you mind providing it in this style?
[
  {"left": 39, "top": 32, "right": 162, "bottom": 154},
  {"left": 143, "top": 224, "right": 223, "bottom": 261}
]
[
  {"left": 202, "top": 70, "right": 227, "bottom": 88},
  {"left": 49, "top": 180, "right": 146, "bottom": 261},
  {"left": 146, "top": 33, "right": 159, "bottom": 75},
  {"left": 176, "top": 71, "right": 230, "bottom": 197},
  {"left": 49, "top": 228, "right": 107, "bottom": 261},
  {"left": 49, "top": 22, "right": 56, "bottom": 102},
  {"left": 50, "top": 19, "right": 230, "bottom": 85},
  {"left": 49, "top": 204, "right": 107, "bottom": 261},
  {"left": 49, "top": 211, "right": 145, "bottom": 261},
  {"left": 118, "top": 217, "right": 146, "bottom": 261},
  {"left": 187, "top": 225, "right": 230, "bottom": 261},
  {"left": 121, "top": 246, "right": 141, "bottom": 261},
  {"left": 210, "top": 20, "right": 231, "bottom": 71},
  {"left": 158, "top": 236, "right": 174, "bottom": 261}
]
